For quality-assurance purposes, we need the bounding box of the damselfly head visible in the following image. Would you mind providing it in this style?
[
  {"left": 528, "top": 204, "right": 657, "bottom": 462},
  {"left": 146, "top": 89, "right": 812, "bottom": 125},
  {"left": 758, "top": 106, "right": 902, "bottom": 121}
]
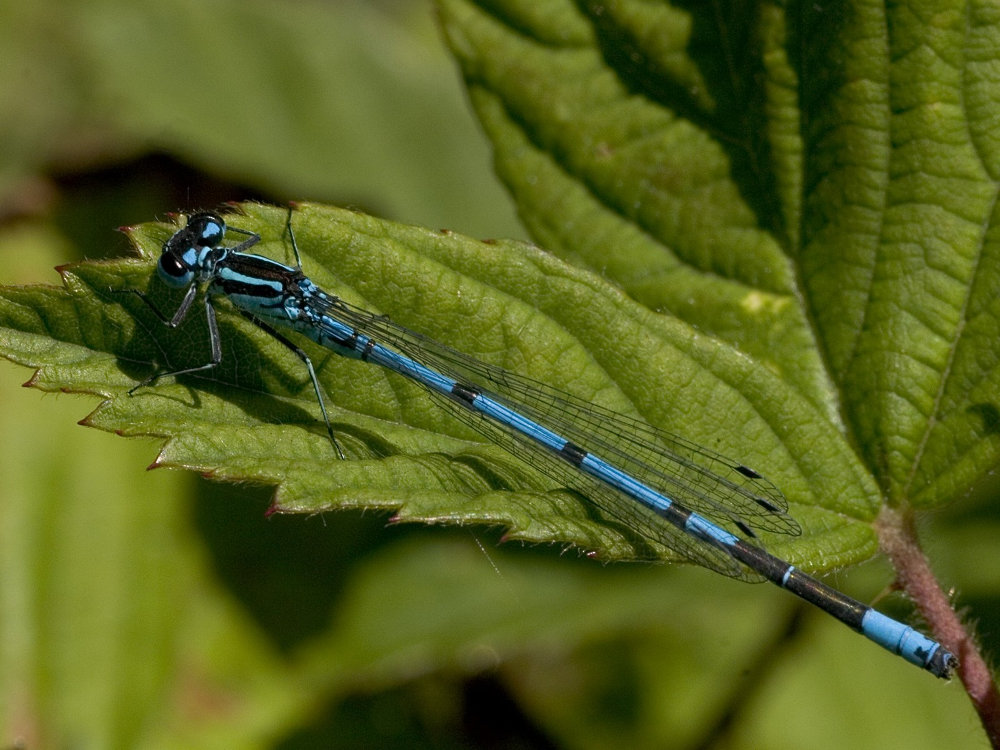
[{"left": 158, "top": 213, "right": 227, "bottom": 287}]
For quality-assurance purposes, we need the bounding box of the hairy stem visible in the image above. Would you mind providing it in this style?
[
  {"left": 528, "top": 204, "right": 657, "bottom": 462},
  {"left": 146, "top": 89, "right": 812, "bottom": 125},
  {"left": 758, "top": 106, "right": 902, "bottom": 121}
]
[{"left": 876, "top": 506, "right": 999, "bottom": 748}]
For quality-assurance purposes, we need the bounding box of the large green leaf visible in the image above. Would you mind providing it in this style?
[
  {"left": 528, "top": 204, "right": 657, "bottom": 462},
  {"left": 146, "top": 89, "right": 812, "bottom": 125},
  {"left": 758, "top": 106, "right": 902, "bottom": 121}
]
[
  {"left": 1, "top": 201, "right": 878, "bottom": 570},
  {"left": 438, "top": 0, "right": 1000, "bottom": 511}
]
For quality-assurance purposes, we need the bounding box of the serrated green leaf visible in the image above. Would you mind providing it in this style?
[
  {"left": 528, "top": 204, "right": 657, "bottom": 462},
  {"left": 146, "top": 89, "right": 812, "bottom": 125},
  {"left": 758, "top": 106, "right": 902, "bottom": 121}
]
[
  {"left": 437, "top": 0, "right": 1000, "bottom": 514},
  {"left": 0, "top": 202, "right": 881, "bottom": 572}
]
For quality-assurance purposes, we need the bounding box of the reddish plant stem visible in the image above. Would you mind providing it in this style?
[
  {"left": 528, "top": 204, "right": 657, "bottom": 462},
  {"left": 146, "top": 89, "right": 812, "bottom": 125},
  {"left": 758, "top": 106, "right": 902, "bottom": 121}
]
[{"left": 876, "top": 506, "right": 1000, "bottom": 748}]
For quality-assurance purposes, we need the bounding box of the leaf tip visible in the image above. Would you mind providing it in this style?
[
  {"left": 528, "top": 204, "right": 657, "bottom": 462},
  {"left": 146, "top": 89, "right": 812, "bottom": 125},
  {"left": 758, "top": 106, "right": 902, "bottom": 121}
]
[{"left": 53, "top": 263, "right": 73, "bottom": 278}]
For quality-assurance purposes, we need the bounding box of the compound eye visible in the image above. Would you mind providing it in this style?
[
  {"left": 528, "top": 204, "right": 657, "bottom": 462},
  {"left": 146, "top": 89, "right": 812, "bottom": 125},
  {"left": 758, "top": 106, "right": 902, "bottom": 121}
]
[
  {"left": 158, "top": 253, "right": 193, "bottom": 287},
  {"left": 190, "top": 213, "right": 225, "bottom": 248}
]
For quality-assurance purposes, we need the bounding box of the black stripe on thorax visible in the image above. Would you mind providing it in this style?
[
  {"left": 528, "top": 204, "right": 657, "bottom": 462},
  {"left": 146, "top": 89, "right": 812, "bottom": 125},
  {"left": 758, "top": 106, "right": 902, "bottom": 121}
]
[{"left": 217, "top": 255, "right": 304, "bottom": 298}]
